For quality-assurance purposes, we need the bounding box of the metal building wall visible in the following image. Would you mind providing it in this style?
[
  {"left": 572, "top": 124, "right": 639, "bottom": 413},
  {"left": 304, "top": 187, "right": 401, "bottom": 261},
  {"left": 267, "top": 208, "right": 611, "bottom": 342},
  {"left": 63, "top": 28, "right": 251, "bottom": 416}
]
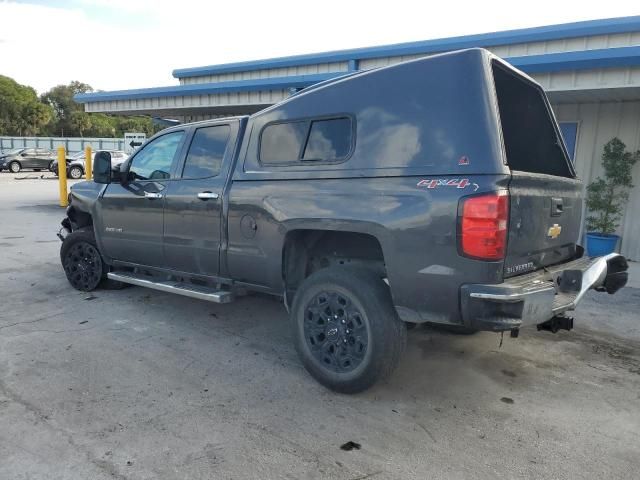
[
  {"left": 553, "top": 100, "right": 640, "bottom": 260},
  {"left": 179, "top": 62, "right": 348, "bottom": 85},
  {"left": 83, "top": 90, "right": 290, "bottom": 114},
  {"left": 176, "top": 32, "right": 640, "bottom": 84},
  {"left": 359, "top": 32, "right": 640, "bottom": 69},
  {"left": 539, "top": 67, "right": 640, "bottom": 103}
]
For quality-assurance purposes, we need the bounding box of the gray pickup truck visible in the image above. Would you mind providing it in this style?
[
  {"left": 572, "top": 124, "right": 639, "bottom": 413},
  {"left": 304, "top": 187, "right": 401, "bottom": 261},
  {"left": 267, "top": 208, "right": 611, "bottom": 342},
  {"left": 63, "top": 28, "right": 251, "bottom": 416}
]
[{"left": 59, "top": 49, "right": 628, "bottom": 393}]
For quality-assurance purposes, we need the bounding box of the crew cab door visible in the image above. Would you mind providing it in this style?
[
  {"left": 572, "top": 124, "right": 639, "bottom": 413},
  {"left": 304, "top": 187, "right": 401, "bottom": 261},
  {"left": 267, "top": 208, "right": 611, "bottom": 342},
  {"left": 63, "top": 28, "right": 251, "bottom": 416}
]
[
  {"left": 96, "top": 130, "right": 186, "bottom": 267},
  {"left": 163, "top": 122, "right": 236, "bottom": 276}
]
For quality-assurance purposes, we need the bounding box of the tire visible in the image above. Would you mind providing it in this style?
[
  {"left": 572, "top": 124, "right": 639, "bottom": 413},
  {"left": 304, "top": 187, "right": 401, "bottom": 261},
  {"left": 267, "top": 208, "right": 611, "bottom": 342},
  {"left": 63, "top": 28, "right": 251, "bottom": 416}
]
[
  {"left": 60, "top": 228, "right": 126, "bottom": 291},
  {"left": 9, "top": 161, "right": 21, "bottom": 173},
  {"left": 291, "top": 267, "right": 407, "bottom": 394},
  {"left": 69, "top": 165, "right": 84, "bottom": 179}
]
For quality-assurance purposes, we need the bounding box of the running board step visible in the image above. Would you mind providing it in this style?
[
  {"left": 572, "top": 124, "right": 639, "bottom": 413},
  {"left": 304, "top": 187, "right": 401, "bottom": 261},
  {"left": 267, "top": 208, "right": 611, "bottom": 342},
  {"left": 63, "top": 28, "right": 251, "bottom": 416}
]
[{"left": 107, "top": 272, "right": 234, "bottom": 303}]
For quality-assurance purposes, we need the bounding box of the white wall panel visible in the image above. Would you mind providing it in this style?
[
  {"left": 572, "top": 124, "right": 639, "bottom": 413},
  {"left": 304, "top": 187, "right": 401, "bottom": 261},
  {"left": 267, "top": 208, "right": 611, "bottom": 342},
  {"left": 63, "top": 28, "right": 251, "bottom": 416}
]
[{"left": 553, "top": 101, "right": 640, "bottom": 259}]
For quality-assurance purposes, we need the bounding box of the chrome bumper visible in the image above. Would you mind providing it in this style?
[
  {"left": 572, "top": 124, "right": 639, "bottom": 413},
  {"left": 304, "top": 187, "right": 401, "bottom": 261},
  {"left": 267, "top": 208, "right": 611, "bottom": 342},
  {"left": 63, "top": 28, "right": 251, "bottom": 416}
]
[{"left": 460, "top": 254, "right": 628, "bottom": 332}]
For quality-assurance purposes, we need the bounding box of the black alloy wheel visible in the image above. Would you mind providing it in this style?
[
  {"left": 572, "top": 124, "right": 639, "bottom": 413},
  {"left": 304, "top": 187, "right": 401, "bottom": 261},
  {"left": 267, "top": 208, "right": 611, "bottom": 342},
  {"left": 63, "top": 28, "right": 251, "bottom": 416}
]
[
  {"left": 291, "top": 266, "right": 406, "bottom": 393},
  {"left": 303, "top": 290, "right": 369, "bottom": 373},
  {"left": 62, "top": 241, "right": 104, "bottom": 291}
]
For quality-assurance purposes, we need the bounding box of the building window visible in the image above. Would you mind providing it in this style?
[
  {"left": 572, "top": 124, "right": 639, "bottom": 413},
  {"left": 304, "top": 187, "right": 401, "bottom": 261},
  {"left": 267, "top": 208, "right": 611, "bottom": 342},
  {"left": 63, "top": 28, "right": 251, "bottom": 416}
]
[
  {"left": 559, "top": 122, "right": 578, "bottom": 162},
  {"left": 259, "top": 116, "right": 353, "bottom": 165}
]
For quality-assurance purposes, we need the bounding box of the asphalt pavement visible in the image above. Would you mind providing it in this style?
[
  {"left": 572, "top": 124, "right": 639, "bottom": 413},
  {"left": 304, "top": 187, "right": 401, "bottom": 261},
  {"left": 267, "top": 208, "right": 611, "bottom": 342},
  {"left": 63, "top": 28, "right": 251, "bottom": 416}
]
[{"left": 1, "top": 173, "right": 639, "bottom": 480}]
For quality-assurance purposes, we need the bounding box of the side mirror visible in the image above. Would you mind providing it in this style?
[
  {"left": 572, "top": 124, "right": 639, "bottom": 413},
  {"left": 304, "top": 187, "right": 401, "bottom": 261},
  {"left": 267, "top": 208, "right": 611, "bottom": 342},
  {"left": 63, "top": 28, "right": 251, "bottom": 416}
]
[{"left": 93, "top": 151, "right": 112, "bottom": 184}]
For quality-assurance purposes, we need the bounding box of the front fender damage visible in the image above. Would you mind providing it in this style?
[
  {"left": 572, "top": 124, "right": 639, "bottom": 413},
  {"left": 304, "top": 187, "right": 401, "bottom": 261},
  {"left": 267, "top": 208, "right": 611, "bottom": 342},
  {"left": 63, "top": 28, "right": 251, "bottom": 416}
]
[{"left": 58, "top": 182, "right": 102, "bottom": 242}]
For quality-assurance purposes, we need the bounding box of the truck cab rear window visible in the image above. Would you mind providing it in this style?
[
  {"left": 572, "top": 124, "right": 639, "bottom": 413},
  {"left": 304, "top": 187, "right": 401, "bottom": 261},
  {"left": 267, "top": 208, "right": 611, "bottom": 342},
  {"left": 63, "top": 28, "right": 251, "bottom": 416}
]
[
  {"left": 260, "top": 117, "right": 352, "bottom": 165},
  {"left": 492, "top": 63, "right": 573, "bottom": 178}
]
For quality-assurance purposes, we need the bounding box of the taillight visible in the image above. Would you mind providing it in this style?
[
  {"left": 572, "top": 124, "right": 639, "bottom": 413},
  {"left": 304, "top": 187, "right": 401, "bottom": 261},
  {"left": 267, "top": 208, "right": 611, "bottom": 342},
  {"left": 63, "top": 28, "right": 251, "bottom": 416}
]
[{"left": 459, "top": 191, "right": 509, "bottom": 260}]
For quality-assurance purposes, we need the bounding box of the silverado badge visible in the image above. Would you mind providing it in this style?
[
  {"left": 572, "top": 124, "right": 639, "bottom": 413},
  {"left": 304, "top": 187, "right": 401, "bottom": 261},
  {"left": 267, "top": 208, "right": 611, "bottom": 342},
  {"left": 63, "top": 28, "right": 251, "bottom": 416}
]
[{"left": 547, "top": 224, "right": 562, "bottom": 239}]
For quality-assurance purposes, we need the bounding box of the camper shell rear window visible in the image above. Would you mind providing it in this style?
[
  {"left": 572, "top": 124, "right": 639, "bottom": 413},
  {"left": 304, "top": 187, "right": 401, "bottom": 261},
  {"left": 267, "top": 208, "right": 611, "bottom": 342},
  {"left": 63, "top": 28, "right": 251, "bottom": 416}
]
[{"left": 492, "top": 62, "right": 574, "bottom": 178}]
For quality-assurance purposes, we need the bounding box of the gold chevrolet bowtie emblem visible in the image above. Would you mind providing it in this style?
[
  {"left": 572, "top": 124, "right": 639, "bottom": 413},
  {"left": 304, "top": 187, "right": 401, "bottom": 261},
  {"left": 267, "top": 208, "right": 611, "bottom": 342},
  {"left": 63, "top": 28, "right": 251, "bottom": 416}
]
[{"left": 547, "top": 224, "right": 562, "bottom": 239}]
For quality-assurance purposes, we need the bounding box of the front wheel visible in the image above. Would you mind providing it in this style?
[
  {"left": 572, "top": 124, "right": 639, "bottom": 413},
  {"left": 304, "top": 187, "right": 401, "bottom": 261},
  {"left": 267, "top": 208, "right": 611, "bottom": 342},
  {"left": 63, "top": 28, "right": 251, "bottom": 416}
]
[
  {"left": 291, "top": 267, "right": 406, "bottom": 394},
  {"left": 60, "top": 229, "right": 106, "bottom": 291},
  {"left": 9, "top": 161, "right": 21, "bottom": 173}
]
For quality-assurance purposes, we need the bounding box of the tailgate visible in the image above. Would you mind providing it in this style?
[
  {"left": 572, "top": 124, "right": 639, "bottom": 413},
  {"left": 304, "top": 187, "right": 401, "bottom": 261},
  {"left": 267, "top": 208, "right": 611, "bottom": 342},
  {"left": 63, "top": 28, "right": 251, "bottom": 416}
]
[{"left": 504, "top": 172, "right": 582, "bottom": 277}]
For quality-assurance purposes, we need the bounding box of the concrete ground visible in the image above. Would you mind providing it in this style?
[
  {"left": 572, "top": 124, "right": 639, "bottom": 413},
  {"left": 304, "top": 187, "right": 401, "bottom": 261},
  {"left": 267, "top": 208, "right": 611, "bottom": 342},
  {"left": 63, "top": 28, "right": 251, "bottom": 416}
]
[{"left": 0, "top": 173, "right": 639, "bottom": 480}]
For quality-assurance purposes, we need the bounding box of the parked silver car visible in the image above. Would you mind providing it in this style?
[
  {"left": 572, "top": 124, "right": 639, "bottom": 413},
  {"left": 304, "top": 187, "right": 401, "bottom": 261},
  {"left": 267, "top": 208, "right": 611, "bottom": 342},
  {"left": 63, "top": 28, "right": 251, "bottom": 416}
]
[{"left": 50, "top": 150, "right": 128, "bottom": 179}]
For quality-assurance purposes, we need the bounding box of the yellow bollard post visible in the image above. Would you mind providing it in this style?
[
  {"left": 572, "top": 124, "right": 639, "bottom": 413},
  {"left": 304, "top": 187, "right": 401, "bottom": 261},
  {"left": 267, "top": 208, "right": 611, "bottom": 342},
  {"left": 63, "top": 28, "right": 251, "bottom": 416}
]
[
  {"left": 58, "top": 146, "right": 68, "bottom": 207},
  {"left": 85, "top": 145, "right": 92, "bottom": 180}
]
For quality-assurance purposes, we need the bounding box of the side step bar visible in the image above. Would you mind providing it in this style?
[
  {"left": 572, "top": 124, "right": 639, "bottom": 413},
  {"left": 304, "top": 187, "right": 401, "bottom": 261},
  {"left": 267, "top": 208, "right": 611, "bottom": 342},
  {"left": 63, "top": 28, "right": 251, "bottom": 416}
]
[{"left": 107, "top": 272, "right": 234, "bottom": 304}]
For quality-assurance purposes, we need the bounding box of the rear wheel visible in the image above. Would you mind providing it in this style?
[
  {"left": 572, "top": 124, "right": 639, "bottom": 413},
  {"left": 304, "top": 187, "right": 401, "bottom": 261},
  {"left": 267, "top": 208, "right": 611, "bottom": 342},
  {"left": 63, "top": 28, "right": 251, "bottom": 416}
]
[
  {"left": 9, "top": 161, "right": 21, "bottom": 173},
  {"left": 291, "top": 267, "right": 406, "bottom": 393}
]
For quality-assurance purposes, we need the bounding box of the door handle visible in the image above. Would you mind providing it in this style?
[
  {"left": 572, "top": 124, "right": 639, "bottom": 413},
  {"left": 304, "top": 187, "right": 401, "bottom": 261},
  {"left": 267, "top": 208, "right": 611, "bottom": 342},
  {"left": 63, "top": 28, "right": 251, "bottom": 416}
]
[
  {"left": 197, "top": 191, "right": 219, "bottom": 200},
  {"left": 144, "top": 191, "right": 163, "bottom": 199}
]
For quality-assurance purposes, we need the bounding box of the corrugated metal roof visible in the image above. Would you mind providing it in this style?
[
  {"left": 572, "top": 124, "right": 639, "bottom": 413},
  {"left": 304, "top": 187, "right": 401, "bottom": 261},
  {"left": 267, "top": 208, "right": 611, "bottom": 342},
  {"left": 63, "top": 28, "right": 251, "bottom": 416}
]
[
  {"left": 172, "top": 16, "right": 640, "bottom": 78},
  {"left": 75, "top": 47, "right": 640, "bottom": 105}
]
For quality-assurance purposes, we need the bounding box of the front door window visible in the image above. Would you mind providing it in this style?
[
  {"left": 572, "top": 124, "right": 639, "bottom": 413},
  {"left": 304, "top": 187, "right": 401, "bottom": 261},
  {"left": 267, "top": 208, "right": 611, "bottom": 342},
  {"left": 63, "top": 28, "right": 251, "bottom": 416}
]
[{"left": 129, "top": 132, "right": 184, "bottom": 180}]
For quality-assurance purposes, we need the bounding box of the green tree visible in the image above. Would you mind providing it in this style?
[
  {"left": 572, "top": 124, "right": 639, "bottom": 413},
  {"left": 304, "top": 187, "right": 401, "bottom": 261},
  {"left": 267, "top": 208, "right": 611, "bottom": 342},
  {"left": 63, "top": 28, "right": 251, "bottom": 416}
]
[
  {"left": 114, "top": 116, "right": 157, "bottom": 137},
  {"left": 2, "top": 75, "right": 160, "bottom": 139},
  {"left": 40, "top": 81, "right": 93, "bottom": 136},
  {"left": 0, "top": 75, "right": 53, "bottom": 135},
  {"left": 69, "top": 111, "right": 92, "bottom": 137},
  {"left": 586, "top": 138, "right": 639, "bottom": 234},
  {"left": 85, "top": 114, "right": 117, "bottom": 137}
]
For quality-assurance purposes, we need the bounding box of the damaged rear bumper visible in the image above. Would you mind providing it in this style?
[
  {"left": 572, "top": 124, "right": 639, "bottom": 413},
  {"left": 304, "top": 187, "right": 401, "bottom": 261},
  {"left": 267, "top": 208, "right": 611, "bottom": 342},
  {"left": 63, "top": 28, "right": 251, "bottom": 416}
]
[{"left": 460, "top": 253, "right": 628, "bottom": 332}]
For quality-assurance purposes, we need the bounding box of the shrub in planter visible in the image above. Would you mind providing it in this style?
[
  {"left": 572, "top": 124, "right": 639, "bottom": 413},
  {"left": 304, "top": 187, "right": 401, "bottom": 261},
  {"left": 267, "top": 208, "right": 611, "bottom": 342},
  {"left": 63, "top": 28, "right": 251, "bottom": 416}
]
[{"left": 585, "top": 138, "right": 639, "bottom": 256}]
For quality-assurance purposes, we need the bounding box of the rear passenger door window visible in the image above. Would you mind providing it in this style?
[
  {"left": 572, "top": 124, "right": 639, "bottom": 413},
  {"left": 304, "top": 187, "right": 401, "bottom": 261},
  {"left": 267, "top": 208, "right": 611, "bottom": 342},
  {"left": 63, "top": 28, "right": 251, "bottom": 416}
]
[{"left": 182, "top": 125, "right": 230, "bottom": 178}]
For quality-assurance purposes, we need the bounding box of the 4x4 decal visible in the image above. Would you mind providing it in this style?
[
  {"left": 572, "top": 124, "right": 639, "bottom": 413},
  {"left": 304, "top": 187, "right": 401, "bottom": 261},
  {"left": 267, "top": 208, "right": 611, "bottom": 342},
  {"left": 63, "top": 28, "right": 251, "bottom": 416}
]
[{"left": 417, "top": 178, "right": 479, "bottom": 191}]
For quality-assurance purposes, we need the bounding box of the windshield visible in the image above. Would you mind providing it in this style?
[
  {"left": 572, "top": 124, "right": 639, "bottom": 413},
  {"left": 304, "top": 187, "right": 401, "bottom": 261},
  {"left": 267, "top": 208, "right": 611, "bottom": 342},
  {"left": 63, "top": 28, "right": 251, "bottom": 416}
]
[{"left": 70, "top": 151, "right": 85, "bottom": 159}]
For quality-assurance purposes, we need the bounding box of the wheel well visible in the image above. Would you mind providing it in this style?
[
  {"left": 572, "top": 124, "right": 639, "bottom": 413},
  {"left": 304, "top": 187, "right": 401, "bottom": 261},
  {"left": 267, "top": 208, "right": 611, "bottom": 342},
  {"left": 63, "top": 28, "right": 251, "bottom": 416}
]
[
  {"left": 282, "top": 230, "right": 386, "bottom": 304},
  {"left": 67, "top": 206, "right": 93, "bottom": 230}
]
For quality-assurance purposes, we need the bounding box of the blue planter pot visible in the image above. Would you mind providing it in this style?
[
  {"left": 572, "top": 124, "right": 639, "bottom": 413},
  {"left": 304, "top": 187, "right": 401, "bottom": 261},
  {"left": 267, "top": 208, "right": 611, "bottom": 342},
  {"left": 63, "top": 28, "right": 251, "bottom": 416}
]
[{"left": 586, "top": 233, "right": 619, "bottom": 256}]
